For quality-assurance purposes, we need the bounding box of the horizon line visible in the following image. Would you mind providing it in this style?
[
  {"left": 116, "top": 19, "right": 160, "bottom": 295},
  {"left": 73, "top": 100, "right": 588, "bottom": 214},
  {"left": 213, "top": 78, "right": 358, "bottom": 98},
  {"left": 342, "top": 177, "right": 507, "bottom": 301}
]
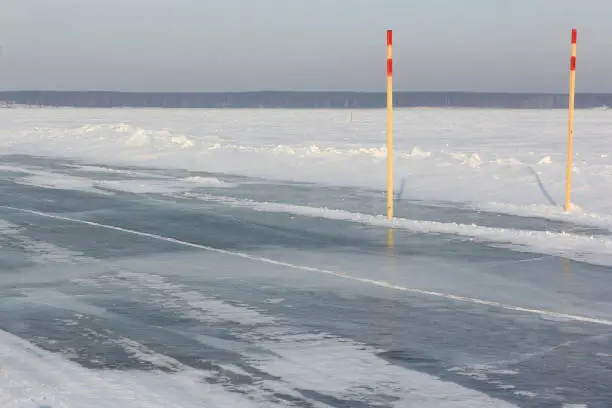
[{"left": 0, "top": 89, "right": 610, "bottom": 95}]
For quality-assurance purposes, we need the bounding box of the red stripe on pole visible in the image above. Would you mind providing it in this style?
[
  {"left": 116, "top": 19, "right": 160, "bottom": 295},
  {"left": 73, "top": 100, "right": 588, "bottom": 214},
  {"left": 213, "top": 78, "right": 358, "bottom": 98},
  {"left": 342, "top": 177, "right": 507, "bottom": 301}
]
[
  {"left": 570, "top": 56, "right": 576, "bottom": 71},
  {"left": 571, "top": 29, "right": 577, "bottom": 44},
  {"left": 387, "top": 59, "right": 393, "bottom": 76},
  {"left": 387, "top": 30, "right": 392, "bottom": 46}
]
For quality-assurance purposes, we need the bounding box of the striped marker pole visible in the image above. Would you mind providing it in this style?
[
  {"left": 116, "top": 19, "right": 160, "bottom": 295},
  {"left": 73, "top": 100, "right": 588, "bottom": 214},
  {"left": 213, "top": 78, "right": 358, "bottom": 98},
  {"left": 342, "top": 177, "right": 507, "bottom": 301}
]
[
  {"left": 386, "top": 29, "right": 394, "bottom": 220},
  {"left": 564, "top": 28, "right": 577, "bottom": 212}
]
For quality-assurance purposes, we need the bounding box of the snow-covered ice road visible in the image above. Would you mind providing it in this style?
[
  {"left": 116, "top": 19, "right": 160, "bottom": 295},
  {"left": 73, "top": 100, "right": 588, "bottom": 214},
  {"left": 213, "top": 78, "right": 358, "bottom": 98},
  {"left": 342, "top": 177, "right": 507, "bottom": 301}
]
[{"left": 1, "top": 154, "right": 612, "bottom": 407}]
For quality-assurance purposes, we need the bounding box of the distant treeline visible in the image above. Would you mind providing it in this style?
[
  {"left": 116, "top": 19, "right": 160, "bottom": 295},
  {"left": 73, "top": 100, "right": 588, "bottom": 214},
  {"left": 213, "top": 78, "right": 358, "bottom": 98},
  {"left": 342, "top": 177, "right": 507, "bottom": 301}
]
[{"left": 0, "top": 91, "right": 611, "bottom": 109}]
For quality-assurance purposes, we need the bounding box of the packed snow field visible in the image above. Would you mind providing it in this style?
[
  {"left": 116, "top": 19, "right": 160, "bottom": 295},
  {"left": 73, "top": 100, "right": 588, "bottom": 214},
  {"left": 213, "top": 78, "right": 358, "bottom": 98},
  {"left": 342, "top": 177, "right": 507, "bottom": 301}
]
[{"left": 1, "top": 107, "right": 612, "bottom": 407}]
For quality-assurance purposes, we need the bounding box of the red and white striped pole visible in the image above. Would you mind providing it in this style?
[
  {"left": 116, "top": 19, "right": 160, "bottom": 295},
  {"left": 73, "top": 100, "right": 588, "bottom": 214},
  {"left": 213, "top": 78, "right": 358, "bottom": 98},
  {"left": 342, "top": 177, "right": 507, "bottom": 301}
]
[
  {"left": 564, "top": 28, "right": 577, "bottom": 212},
  {"left": 386, "top": 29, "right": 394, "bottom": 220}
]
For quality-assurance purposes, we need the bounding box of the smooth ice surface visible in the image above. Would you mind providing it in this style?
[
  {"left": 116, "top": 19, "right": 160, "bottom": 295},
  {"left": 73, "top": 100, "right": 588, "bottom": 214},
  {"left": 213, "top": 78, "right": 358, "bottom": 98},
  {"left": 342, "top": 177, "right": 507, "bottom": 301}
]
[{"left": 1, "top": 107, "right": 612, "bottom": 407}]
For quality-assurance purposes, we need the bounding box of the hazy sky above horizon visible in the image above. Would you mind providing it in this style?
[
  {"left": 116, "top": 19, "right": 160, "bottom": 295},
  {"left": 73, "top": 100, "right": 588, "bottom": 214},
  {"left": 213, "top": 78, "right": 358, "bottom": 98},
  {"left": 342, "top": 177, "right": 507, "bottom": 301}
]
[{"left": 1, "top": 0, "right": 611, "bottom": 92}]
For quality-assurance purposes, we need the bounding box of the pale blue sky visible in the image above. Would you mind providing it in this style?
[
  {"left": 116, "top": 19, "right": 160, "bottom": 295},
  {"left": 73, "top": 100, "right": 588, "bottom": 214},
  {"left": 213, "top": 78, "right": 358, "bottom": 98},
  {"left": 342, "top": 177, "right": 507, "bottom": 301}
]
[{"left": 1, "top": 0, "right": 611, "bottom": 92}]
